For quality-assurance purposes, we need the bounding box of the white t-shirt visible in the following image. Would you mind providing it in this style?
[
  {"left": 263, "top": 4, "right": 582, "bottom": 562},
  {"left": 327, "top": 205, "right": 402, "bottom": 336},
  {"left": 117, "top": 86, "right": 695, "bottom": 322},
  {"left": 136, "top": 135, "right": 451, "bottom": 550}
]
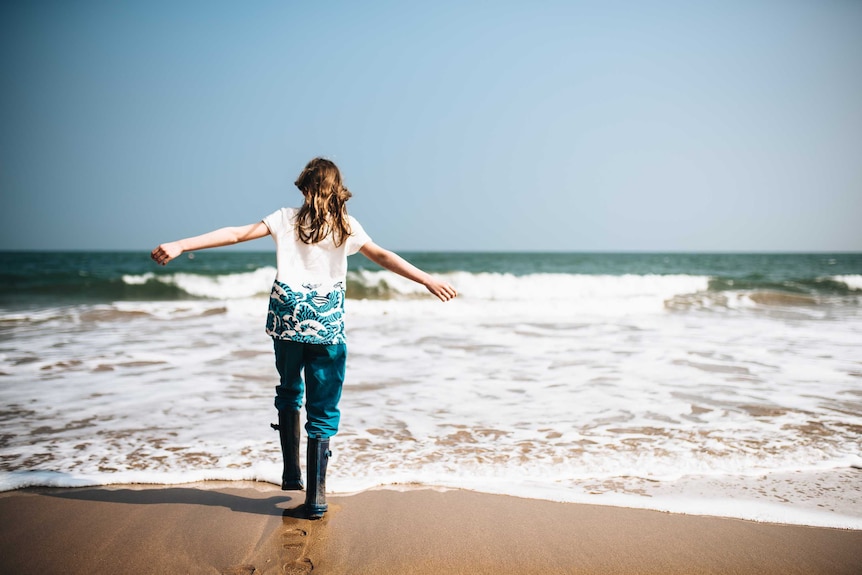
[{"left": 262, "top": 207, "right": 371, "bottom": 344}]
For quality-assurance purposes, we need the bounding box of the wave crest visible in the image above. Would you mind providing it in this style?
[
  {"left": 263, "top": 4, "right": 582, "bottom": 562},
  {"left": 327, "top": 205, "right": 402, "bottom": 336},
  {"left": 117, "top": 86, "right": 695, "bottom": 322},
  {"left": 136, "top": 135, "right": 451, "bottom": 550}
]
[
  {"left": 115, "top": 269, "right": 861, "bottom": 315},
  {"left": 347, "top": 270, "right": 711, "bottom": 302},
  {"left": 831, "top": 275, "right": 862, "bottom": 291},
  {"left": 122, "top": 267, "right": 276, "bottom": 299}
]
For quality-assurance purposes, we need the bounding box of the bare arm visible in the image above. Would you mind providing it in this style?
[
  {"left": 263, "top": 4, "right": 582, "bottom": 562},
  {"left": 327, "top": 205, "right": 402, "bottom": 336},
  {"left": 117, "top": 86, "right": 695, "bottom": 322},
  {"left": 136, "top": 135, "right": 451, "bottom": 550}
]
[
  {"left": 151, "top": 221, "right": 270, "bottom": 266},
  {"left": 359, "top": 241, "right": 457, "bottom": 302}
]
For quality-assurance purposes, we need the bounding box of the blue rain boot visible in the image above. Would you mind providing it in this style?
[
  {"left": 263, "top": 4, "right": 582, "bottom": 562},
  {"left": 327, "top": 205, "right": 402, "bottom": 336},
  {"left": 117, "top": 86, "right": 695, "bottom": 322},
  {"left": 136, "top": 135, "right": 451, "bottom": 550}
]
[
  {"left": 271, "top": 410, "right": 304, "bottom": 491},
  {"left": 305, "top": 438, "right": 331, "bottom": 519}
]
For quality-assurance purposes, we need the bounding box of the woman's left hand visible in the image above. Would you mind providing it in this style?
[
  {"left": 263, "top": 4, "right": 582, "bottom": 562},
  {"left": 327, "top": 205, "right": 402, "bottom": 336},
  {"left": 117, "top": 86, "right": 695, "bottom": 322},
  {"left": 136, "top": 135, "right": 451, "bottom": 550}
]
[
  {"left": 151, "top": 242, "right": 183, "bottom": 266},
  {"left": 424, "top": 278, "right": 458, "bottom": 302}
]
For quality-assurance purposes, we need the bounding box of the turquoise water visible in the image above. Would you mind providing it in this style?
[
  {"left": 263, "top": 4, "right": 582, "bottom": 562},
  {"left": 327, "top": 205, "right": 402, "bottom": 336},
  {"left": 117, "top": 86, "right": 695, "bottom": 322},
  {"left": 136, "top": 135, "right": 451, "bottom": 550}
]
[
  {"left": 1, "top": 250, "right": 861, "bottom": 527},
  {"left": 1, "top": 251, "right": 860, "bottom": 306}
]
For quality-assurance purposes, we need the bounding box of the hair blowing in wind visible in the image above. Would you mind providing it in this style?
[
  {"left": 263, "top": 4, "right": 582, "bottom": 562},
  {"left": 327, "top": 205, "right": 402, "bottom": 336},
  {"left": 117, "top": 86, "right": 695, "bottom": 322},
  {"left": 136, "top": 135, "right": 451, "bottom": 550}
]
[{"left": 294, "top": 158, "right": 353, "bottom": 247}]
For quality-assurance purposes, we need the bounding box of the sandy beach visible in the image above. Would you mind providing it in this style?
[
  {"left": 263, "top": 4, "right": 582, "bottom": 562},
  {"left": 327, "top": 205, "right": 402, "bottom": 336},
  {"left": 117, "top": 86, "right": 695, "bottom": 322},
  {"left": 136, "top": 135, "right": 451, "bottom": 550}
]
[{"left": 1, "top": 481, "right": 860, "bottom": 575}]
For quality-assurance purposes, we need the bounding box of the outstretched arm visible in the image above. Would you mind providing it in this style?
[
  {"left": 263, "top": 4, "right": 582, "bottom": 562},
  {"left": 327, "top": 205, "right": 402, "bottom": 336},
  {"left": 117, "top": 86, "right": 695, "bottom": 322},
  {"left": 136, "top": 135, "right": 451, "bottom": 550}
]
[
  {"left": 151, "top": 221, "right": 270, "bottom": 266},
  {"left": 359, "top": 241, "right": 457, "bottom": 302}
]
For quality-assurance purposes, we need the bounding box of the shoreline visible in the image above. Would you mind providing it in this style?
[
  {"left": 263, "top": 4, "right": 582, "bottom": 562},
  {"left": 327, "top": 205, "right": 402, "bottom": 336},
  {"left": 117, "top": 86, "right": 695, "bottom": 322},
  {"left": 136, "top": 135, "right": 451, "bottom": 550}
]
[
  {"left": 1, "top": 481, "right": 861, "bottom": 575},
  {"left": 3, "top": 464, "right": 861, "bottom": 530}
]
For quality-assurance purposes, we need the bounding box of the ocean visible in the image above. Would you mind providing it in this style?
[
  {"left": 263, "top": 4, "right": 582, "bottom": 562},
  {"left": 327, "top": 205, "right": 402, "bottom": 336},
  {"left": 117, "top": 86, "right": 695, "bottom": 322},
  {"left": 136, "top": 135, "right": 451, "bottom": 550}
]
[{"left": 1, "top": 251, "right": 861, "bottom": 528}]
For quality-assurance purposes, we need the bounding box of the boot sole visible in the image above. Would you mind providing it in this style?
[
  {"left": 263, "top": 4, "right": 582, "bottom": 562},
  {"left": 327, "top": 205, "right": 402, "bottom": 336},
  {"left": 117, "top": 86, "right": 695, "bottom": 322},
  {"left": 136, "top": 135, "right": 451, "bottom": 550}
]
[{"left": 305, "top": 504, "right": 327, "bottom": 519}]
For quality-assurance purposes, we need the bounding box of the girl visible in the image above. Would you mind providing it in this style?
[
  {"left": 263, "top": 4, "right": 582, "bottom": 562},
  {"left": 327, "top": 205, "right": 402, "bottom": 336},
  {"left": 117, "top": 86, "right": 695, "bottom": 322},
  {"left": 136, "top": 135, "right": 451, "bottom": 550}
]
[{"left": 151, "top": 157, "right": 456, "bottom": 518}]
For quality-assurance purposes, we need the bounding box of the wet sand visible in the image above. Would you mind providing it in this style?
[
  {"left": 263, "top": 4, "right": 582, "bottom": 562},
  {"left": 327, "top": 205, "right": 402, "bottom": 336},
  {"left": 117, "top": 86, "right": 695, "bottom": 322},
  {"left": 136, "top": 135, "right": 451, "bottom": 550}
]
[{"left": 1, "top": 481, "right": 860, "bottom": 574}]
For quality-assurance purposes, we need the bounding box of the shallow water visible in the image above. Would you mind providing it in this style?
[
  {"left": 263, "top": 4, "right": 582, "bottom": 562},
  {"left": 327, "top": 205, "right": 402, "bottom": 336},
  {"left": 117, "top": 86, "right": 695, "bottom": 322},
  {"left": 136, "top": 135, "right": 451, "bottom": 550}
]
[{"left": 1, "top": 251, "right": 861, "bottom": 527}]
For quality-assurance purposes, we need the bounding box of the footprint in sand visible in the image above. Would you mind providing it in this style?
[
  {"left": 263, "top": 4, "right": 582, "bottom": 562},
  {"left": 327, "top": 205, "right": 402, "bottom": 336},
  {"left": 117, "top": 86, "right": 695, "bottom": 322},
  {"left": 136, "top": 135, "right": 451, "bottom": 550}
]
[{"left": 280, "top": 527, "right": 313, "bottom": 574}]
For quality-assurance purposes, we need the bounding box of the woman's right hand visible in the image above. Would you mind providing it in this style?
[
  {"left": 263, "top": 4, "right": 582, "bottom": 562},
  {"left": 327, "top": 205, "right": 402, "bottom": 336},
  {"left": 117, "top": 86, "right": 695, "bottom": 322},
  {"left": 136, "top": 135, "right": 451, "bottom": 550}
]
[{"left": 151, "top": 242, "right": 183, "bottom": 266}]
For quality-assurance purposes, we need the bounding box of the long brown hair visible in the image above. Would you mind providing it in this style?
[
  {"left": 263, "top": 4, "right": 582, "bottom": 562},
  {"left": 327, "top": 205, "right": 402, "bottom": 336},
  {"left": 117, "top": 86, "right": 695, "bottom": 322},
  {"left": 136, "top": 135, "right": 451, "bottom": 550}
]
[{"left": 293, "top": 158, "right": 353, "bottom": 246}]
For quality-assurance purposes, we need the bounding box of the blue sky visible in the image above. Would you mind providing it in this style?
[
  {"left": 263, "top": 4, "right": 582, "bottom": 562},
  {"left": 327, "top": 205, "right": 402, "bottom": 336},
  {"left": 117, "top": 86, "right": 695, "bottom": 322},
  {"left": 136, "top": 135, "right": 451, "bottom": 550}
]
[{"left": 2, "top": 0, "right": 860, "bottom": 252}]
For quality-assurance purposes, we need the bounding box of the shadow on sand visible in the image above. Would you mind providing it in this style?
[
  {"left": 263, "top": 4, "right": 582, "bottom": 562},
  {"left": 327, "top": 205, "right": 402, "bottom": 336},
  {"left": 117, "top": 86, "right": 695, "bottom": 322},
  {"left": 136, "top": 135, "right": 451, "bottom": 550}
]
[{"left": 38, "top": 485, "right": 300, "bottom": 517}]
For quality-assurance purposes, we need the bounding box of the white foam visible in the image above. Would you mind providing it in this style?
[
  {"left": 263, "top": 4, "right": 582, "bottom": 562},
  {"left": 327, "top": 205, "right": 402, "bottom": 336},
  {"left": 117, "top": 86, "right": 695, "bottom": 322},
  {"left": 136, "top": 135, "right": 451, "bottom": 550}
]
[
  {"left": 349, "top": 270, "right": 710, "bottom": 317},
  {"left": 3, "top": 271, "right": 862, "bottom": 529},
  {"left": 0, "top": 467, "right": 282, "bottom": 492},
  {"left": 123, "top": 267, "right": 277, "bottom": 299},
  {"left": 832, "top": 274, "right": 862, "bottom": 291},
  {"left": 3, "top": 467, "right": 859, "bottom": 529},
  {"left": 121, "top": 273, "right": 154, "bottom": 285},
  {"left": 334, "top": 474, "right": 862, "bottom": 529},
  {"left": 352, "top": 270, "right": 709, "bottom": 299}
]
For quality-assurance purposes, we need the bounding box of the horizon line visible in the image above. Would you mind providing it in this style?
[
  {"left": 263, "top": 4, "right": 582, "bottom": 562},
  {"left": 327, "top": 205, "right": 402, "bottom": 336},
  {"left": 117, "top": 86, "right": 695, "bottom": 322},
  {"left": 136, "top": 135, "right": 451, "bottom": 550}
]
[{"left": 2, "top": 248, "right": 861, "bottom": 255}]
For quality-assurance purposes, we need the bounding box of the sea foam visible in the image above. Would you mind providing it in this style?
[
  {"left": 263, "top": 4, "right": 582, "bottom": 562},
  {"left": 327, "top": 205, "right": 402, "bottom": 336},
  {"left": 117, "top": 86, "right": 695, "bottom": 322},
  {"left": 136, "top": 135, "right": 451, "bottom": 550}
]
[
  {"left": 3, "top": 258, "right": 861, "bottom": 529},
  {"left": 832, "top": 274, "right": 862, "bottom": 291},
  {"left": 123, "top": 267, "right": 277, "bottom": 299}
]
